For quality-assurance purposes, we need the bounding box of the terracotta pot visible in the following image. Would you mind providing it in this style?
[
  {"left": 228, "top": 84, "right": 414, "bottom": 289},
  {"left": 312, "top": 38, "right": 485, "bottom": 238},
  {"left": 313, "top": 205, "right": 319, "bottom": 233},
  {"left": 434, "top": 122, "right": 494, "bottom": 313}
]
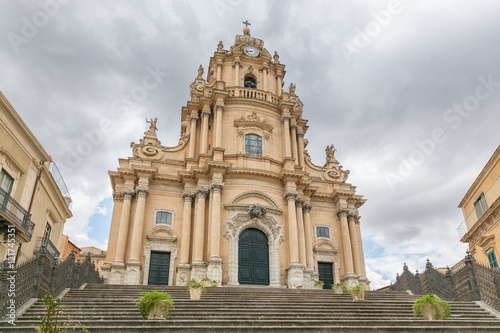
[
  {"left": 422, "top": 303, "right": 436, "bottom": 320},
  {"left": 148, "top": 300, "right": 168, "bottom": 320},
  {"left": 189, "top": 287, "right": 203, "bottom": 300}
]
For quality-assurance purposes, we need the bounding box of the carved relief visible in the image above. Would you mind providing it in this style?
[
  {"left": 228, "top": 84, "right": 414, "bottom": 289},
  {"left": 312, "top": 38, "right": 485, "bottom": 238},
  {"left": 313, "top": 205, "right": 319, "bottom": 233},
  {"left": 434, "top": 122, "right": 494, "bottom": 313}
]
[
  {"left": 248, "top": 204, "right": 267, "bottom": 219},
  {"left": 234, "top": 112, "right": 273, "bottom": 133}
]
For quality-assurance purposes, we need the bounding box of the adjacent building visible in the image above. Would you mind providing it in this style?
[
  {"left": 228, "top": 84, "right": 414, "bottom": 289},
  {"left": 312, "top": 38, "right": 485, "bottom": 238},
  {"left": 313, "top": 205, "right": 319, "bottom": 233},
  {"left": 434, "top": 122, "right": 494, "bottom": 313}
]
[
  {"left": 102, "top": 26, "right": 368, "bottom": 289},
  {"left": 459, "top": 145, "right": 500, "bottom": 268},
  {"left": 0, "top": 92, "right": 72, "bottom": 263}
]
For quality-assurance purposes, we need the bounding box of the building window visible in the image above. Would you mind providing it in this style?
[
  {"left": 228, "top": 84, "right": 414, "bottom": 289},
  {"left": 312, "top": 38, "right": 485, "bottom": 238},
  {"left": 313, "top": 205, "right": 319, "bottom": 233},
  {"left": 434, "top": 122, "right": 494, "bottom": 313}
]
[
  {"left": 244, "top": 76, "right": 256, "bottom": 88},
  {"left": 487, "top": 250, "right": 498, "bottom": 269},
  {"left": 155, "top": 211, "right": 172, "bottom": 225},
  {"left": 42, "top": 223, "right": 52, "bottom": 245},
  {"left": 245, "top": 134, "right": 262, "bottom": 157},
  {"left": 474, "top": 192, "right": 488, "bottom": 219},
  {"left": 0, "top": 169, "right": 14, "bottom": 194},
  {"left": 316, "top": 226, "right": 330, "bottom": 238}
]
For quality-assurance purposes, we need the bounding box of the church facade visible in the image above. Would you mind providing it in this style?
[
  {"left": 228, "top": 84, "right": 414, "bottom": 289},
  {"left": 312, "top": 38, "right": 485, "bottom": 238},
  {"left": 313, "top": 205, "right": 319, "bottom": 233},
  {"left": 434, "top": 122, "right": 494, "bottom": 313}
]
[{"left": 102, "top": 26, "right": 368, "bottom": 289}]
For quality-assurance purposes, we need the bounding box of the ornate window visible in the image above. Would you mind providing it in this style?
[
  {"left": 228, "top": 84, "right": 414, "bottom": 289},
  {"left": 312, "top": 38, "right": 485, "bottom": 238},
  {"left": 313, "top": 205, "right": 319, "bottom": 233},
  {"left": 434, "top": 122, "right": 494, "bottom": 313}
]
[
  {"left": 474, "top": 192, "right": 488, "bottom": 219},
  {"left": 487, "top": 250, "right": 498, "bottom": 269},
  {"left": 0, "top": 169, "right": 14, "bottom": 194},
  {"left": 316, "top": 226, "right": 330, "bottom": 238},
  {"left": 155, "top": 211, "right": 172, "bottom": 225},
  {"left": 245, "top": 134, "right": 262, "bottom": 157},
  {"left": 244, "top": 76, "right": 256, "bottom": 89}
]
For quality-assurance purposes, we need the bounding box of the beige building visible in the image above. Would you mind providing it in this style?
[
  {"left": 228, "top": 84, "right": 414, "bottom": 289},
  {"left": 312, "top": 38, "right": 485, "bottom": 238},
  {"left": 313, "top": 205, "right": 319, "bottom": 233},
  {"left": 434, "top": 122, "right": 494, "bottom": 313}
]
[
  {"left": 102, "top": 26, "right": 368, "bottom": 289},
  {"left": 79, "top": 246, "right": 107, "bottom": 276},
  {"left": 0, "top": 92, "right": 72, "bottom": 263},
  {"left": 58, "top": 234, "right": 81, "bottom": 261},
  {"left": 459, "top": 145, "right": 500, "bottom": 268}
]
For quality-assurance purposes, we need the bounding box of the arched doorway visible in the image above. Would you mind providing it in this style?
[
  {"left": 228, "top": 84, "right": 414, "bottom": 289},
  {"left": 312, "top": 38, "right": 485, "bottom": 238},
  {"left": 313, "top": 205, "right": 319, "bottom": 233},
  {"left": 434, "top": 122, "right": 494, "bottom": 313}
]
[{"left": 238, "top": 228, "right": 269, "bottom": 285}]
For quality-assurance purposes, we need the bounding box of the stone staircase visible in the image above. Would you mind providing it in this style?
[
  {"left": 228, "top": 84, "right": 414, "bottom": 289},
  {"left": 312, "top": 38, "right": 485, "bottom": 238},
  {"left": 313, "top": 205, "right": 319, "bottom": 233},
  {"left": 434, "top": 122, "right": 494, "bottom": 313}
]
[{"left": 2, "top": 283, "right": 500, "bottom": 332}]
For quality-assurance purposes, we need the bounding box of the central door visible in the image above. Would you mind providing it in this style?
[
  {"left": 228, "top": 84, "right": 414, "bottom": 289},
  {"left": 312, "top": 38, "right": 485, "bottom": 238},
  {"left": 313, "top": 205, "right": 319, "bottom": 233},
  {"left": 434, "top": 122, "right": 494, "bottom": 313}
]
[
  {"left": 318, "top": 262, "right": 334, "bottom": 289},
  {"left": 148, "top": 252, "right": 170, "bottom": 285},
  {"left": 238, "top": 228, "right": 269, "bottom": 285}
]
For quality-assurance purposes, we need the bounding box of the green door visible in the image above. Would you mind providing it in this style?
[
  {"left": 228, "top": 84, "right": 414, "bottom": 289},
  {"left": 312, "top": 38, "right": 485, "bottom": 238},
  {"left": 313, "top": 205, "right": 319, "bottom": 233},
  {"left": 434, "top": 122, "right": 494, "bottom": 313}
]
[
  {"left": 318, "top": 262, "right": 334, "bottom": 289},
  {"left": 238, "top": 228, "right": 269, "bottom": 285},
  {"left": 148, "top": 252, "right": 170, "bottom": 285}
]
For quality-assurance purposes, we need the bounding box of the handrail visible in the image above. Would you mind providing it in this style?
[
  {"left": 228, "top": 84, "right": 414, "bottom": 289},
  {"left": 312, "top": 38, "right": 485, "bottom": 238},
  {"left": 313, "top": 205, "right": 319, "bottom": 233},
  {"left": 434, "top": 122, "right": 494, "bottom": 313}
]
[{"left": 0, "top": 187, "right": 35, "bottom": 239}]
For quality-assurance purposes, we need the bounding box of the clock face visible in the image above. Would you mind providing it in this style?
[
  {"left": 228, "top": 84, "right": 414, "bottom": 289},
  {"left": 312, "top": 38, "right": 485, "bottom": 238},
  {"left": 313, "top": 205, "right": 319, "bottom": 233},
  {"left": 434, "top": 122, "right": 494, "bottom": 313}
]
[{"left": 243, "top": 45, "right": 259, "bottom": 57}]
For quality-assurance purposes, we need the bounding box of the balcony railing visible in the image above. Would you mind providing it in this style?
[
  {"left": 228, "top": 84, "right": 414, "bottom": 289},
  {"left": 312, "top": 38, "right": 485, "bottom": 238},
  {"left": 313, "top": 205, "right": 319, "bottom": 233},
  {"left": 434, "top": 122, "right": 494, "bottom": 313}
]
[
  {"left": 0, "top": 187, "right": 35, "bottom": 240},
  {"left": 227, "top": 87, "right": 280, "bottom": 105},
  {"left": 34, "top": 236, "right": 60, "bottom": 260}
]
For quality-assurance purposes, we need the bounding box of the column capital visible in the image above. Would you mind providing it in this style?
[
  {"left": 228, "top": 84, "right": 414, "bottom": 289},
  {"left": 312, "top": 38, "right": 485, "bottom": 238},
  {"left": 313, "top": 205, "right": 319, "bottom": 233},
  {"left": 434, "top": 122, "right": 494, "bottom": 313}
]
[
  {"left": 284, "top": 191, "right": 298, "bottom": 201},
  {"left": 290, "top": 124, "right": 298, "bottom": 131},
  {"left": 302, "top": 204, "right": 312, "bottom": 213},
  {"left": 337, "top": 209, "right": 350, "bottom": 218},
  {"left": 202, "top": 110, "right": 211, "bottom": 118},
  {"left": 122, "top": 189, "right": 135, "bottom": 200},
  {"left": 215, "top": 103, "right": 224, "bottom": 112},
  {"left": 297, "top": 131, "right": 305, "bottom": 138},
  {"left": 182, "top": 192, "right": 195, "bottom": 201},
  {"left": 211, "top": 183, "right": 224, "bottom": 193},
  {"left": 347, "top": 213, "right": 358, "bottom": 222},
  {"left": 281, "top": 115, "right": 291, "bottom": 123},
  {"left": 190, "top": 115, "right": 199, "bottom": 122},
  {"left": 295, "top": 198, "right": 304, "bottom": 207},
  {"left": 196, "top": 188, "right": 209, "bottom": 198},
  {"left": 136, "top": 186, "right": 149, "bottom": 197},
  {"left": 112, "top": 191, "right": 123, "bottom": 202}
]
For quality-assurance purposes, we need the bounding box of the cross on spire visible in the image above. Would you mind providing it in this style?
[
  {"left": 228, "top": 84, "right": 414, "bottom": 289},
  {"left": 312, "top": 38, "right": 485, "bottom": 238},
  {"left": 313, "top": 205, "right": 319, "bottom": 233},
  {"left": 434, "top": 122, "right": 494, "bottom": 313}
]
[{"left": 242, "top": 20, "right": 251, "bottom": 27}]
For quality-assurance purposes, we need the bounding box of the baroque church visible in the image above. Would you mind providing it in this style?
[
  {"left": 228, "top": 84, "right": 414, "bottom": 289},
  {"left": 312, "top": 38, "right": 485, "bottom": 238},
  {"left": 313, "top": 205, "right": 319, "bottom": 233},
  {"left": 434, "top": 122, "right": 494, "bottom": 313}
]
[{"left": 102, "top": 25, "right": 368, "bottom": 289}]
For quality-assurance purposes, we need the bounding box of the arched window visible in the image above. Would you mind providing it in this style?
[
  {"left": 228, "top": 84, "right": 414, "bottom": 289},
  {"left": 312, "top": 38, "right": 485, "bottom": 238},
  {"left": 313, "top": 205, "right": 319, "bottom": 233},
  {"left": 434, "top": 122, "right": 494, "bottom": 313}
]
[
  {"left": 244, "top": 76, "right": 256, "bottom": 89},
  {"left": 245, "top": 134, "right": 262, "bottom": 157}
]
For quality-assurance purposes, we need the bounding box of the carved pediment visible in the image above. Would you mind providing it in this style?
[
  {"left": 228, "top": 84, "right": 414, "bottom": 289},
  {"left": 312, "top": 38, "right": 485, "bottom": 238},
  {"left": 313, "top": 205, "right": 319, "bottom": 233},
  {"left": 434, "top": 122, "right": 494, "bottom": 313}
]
[
  {"left": 234, "top": 112, "right": 273, "bottom": 132},
  {"left": 314, "top": 239, "right": 338, "bottom": 256},
  {"left": 147, "top": 225, "right": 177, "bottom": 242}
]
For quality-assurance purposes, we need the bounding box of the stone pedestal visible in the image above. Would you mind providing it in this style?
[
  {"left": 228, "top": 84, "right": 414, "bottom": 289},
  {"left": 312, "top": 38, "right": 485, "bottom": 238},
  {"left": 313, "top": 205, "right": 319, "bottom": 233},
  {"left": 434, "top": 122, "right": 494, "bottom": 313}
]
[
  {"left": 304, "top": 269, "right": 318, "bottom": 289},
  {"left": 176, "top": 263, "right": 191, "bottom": 286},
  {"left": 109, "top": 261, "right": 125, "bottom": 285},
  {"left": 207, "top": 257, "right": 223, "bottom": 286},
  {"left": 190, "top": 261, "right": 207, "bottom": 281},
  {"left": 341, "top": 273, "right": 359, "bottom": 288},
  {"left": 286, "top": 262, "right": 304, "bottom": 288},
  {"left": 125, "top": 260, "right": 141, "bottom": 285}
]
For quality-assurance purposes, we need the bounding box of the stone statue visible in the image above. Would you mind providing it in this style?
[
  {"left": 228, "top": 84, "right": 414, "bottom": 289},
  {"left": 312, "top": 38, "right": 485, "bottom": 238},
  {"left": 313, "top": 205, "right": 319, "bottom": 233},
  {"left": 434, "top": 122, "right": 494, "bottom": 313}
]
[
  {"left": 197, "top": 65, "right": 204, "bottom": 79},
  {"left": 325, "top": 144, "right": 336, "bottom": 160},
  {"left": 146, "top": 117, "right": 158, "bottom": 132},
  {"left": 217, "top": 41, "right": 223, "bottom": 52},
  {"left": 273, "top": 51, "right": 280, "bottom": 64},
  {"left": 289, "top": 83, "right": 296, "bottom": 95}
]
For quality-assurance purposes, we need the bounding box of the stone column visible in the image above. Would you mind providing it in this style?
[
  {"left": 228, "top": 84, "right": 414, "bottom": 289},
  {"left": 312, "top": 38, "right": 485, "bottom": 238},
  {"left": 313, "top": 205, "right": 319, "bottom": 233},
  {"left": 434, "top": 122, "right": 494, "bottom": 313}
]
[
  {"left": 114, "top": 189, "right": 135, "bottom": 263},
  {"left": 285, "top": 191, "right": 303, "bottom": 288},
  {"left": 191, "top": 188, "right": 209, "bottom": 280},
  {"left": 200, "top": 108, "right": 211, "bottom": 154},
  {"left": 188, "top": 114, "right": 198, "bottom": 158},
  {"left": 110, "top": 189, "right": 134, "bottom": 284},
  {"left": 214, "top": 104, "right": 224, "bottom": 148},
  {"left": 297, "top": 131, "right": 305, "bottom": 168},
  {"left": 276, "top": 73, "right": 283, "bottom": 96},
  {"left": 290, "top": 124, "right": 298, "bottom": 163},
  {"left": 128, "top": 187, "right": 149, "bottom": 262},
  {"left": 216, "top": 61, "right": 222, "bottom": 81},
  {"left": 282, "top": 115, "right": 292, "bottom": 158},
  {"left": 234, "top": 58, "right": 240, "bottom": 87},
  {"left": 303, "top": 204, "right": 314, "bottom": 270},
  {"left": 338, "top": 209, "right": 355, "bottom": 283},
  {"left": 208, "top": 183, "right": 224, "bottom": 285},
  {"left": 126, "top": 186, "right": 149, "bottom": 284},
  {"left": 348, "top": 213, "right": 362, "bottom": 277},
  {"left": 295, "top": 199, "right": 306, "bottom": 266},
  {"left": 263, "top": 65, "right": 268, "bottom": 91},
  {"left": 355, "top": 217, "right": 367, "bottom": 278},
  {"left": 177, "top": 192, "right": 194, "bottom": 285}
]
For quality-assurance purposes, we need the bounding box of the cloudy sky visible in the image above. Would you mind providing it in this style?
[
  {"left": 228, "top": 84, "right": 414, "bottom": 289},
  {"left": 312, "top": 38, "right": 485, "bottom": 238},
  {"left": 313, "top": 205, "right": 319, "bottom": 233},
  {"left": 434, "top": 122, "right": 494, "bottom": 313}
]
[{"left": 1, "top": 0, "right": 499, "bottom": 289}]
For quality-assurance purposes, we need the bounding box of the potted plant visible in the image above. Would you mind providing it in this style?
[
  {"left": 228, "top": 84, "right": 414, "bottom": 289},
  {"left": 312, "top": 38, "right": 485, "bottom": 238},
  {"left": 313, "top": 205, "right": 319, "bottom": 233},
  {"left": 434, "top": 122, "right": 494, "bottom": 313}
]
[
  {"left": 348, "top": 285, "right": 366, "bottom": 301},
  {"left": 185, "top": 279, "right": 207, "bottom": 300},
  {"left": 331, "top": 282, "right": 347, "bottom": 294},
  {"left": 314, "top": 280, "right": 324, "bottom": 289},
  {"left": 200, "top": 277, "right": 217, "bottom": 287},
  {"left": 412, "top": 294, "right": 451, "bottom": 320},
  {"left": 137, "top": 291, "right": 174, "bottom": 320}
]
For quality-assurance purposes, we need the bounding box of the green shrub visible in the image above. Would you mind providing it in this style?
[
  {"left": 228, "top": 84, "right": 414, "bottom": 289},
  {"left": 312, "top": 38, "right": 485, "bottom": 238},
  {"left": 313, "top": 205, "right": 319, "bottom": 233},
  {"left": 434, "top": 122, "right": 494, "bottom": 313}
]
[
  {"left": 137, "top": 291, "right": 174, "bottom": 319},
  {"left": 412, "top": 294, "right": 451, "bottom": 320}
]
